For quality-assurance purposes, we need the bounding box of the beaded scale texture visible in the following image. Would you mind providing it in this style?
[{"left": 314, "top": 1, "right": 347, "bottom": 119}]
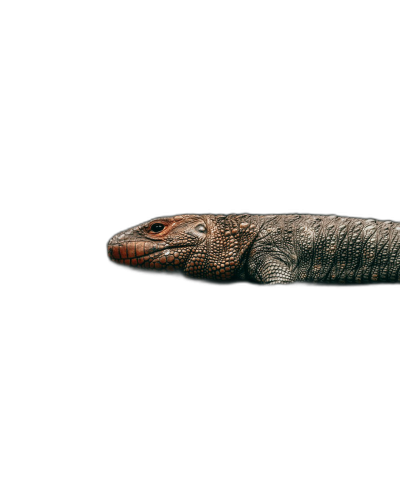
[{"left": 108, "top": 214, "right": 400, "bottom": 284}]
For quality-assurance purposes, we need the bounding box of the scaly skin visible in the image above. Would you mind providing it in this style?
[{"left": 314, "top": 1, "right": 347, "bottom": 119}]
[{"left": 107, "top": 214, "right": 400, "bottom": 284}]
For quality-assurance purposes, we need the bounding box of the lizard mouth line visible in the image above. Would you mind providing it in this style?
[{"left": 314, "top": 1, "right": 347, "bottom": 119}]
[
  {"left": 108, "top": 245, "right": 188, "bottom": 262},
  {"left": 109, "top": 247, "right": 183, "bottom": 273}
]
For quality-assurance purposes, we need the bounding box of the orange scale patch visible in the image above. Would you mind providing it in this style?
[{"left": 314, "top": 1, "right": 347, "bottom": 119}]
[
  {"left": 136, "top": 242, "right": 145, "bottom": 257},
  {"left": 127, "top": 242, "right": 136, "bottom": 258},
  {"left": 120, "top": 244, "right": 127, "bottom": 259}
]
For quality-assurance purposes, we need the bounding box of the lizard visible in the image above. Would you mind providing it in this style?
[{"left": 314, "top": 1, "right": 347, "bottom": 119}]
[{"left": 107, "top": 214, "right": 400, "bottom": 284}]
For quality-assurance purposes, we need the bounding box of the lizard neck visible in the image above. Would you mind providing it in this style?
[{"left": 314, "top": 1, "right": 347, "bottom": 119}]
[{"left": 184, "top": 214, "right": 261, "bottom": 281}]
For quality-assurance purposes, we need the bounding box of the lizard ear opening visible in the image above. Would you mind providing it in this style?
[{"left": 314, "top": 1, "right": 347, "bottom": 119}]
[{"left": 195, "top": 224, "right": 206, "bottom": 233}]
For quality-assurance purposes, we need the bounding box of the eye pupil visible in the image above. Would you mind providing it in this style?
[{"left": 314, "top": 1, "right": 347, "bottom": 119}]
[{"left": 151, "top": 223, "right": 164, "bottom": 233}]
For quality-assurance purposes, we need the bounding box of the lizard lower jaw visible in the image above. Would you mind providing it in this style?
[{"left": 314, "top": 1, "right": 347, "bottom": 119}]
[{"left": 108, "top": 243, "right": 183, "bottom": 270}]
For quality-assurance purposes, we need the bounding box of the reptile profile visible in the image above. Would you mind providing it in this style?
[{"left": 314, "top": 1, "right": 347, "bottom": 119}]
[{"left": 107, "top": 214, "right": 400, "bottom": 284}]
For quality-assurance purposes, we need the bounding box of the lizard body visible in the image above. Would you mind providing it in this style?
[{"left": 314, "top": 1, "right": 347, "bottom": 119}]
[{"left": 108, "top": 214, "right": 400, "bottom": 284}]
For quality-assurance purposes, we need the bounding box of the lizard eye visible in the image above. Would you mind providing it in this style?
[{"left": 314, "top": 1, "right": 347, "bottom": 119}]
[{"left": 150, "top": 223, "right": 165, "bottom": 233}]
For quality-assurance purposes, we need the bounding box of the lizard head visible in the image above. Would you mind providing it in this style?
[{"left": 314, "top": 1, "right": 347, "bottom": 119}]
[{"left": 108, "top": 214, "right": 258, "bottom": 281}]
